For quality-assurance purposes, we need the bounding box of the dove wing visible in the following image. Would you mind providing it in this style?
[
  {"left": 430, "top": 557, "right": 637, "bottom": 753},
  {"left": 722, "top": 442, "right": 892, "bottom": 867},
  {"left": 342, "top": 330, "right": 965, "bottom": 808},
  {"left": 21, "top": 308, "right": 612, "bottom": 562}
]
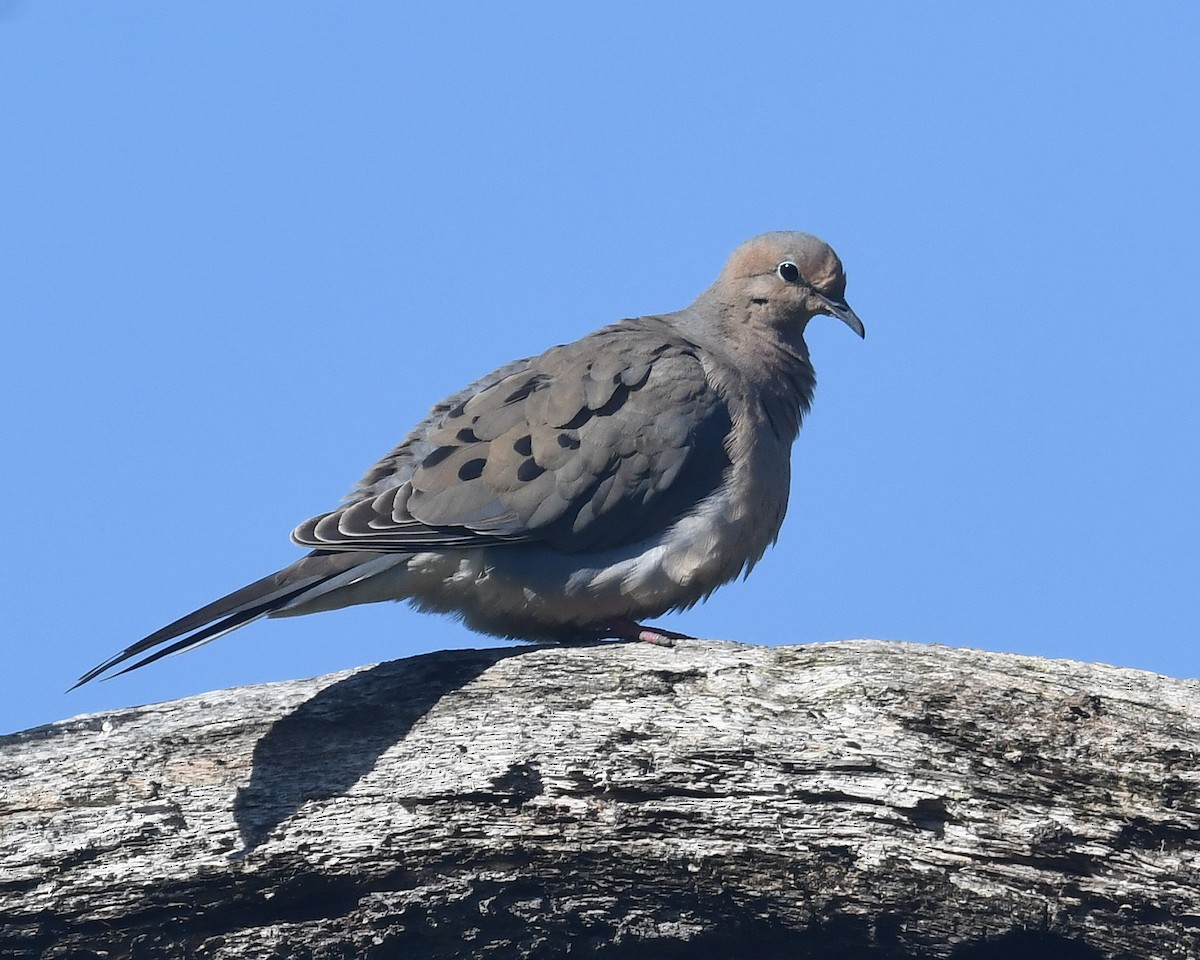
[{"left": 292, "top": 318, "right": 733, "bottom": 555}]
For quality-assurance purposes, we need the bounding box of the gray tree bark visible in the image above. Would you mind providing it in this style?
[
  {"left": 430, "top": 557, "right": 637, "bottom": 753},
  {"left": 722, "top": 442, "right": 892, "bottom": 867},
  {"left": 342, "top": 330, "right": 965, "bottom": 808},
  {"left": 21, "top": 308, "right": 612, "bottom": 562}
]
[{"left": 1, "top": 639, "right": 1198, "bottom": 959}]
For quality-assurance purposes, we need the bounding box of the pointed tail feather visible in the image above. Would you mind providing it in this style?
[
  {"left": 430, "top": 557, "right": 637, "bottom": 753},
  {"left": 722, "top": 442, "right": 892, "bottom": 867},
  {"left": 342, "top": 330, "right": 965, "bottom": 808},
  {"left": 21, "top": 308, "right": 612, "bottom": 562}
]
[{"left": 72, "top": 551, "right": 393, "bottom": 688}]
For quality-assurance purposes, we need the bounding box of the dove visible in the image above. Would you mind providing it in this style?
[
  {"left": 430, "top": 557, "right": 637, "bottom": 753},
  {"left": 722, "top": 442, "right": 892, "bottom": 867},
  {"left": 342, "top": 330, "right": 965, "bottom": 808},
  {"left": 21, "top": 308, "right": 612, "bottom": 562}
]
[{"left": 74, "top": 231, "right": 864, "bottom": 687}]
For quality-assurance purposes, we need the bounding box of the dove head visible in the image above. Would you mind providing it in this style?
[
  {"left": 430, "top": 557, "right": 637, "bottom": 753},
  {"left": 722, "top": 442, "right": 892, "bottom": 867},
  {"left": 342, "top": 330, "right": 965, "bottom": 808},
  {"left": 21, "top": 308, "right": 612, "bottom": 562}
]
[{"left": 703, "top": 231, "right": 865, "bottom": 339}]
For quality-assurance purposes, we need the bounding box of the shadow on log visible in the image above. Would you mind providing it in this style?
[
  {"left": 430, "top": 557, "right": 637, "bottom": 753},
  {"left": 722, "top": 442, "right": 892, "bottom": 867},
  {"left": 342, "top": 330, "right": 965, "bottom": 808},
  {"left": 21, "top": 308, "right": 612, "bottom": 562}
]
[{"left": 1, "top": 639, "right": 1197, "bottom": 958}]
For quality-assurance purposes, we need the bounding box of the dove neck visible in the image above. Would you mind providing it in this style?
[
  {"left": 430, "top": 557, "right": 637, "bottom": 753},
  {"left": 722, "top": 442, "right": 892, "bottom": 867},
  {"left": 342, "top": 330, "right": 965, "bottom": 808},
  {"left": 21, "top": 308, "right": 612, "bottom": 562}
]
[{"left": 673, "top": 299, "right": 816, "bottom": 443}]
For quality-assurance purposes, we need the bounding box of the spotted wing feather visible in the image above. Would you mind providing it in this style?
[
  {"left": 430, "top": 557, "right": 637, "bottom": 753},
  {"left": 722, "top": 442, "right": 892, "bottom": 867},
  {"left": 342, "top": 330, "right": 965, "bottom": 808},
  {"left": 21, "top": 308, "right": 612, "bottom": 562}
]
[{"left": 292, "top": 318, "right": 733, "bottom": 555}]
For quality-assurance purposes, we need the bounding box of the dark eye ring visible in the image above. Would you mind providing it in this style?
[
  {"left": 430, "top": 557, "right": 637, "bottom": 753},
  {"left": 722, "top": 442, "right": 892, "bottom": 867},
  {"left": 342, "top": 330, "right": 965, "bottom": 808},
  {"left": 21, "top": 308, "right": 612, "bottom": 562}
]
[{"left": 777, "top": 260, "right": 801, "bottom": 283}]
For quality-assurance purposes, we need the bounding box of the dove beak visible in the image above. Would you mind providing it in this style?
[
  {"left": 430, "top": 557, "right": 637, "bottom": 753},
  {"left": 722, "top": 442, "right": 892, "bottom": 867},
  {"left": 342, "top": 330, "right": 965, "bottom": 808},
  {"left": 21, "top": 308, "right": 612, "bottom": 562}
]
[{"left": 818, "top": 294, "right": 866, "bottom": 339}]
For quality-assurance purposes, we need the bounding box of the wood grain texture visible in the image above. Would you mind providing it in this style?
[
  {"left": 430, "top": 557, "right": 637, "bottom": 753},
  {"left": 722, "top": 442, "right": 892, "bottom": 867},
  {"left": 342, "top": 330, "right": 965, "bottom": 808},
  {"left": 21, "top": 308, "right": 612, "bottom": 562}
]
[{"left": 2, "top": 639, "right": 1198, "bottom": 958}]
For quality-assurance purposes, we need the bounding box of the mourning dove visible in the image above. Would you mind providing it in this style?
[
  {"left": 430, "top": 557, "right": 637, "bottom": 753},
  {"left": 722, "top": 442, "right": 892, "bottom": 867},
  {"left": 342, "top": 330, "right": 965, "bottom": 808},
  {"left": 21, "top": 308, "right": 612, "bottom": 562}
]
[{"left": 74, "top": 231, "right": 864, "bottom": 686}]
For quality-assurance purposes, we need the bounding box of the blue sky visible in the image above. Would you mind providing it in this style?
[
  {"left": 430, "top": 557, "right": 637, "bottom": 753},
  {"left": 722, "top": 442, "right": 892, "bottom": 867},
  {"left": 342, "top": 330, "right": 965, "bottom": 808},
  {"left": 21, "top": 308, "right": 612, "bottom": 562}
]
[{"left": 2, "top": 3, "right": 1197, "bottom": 734}]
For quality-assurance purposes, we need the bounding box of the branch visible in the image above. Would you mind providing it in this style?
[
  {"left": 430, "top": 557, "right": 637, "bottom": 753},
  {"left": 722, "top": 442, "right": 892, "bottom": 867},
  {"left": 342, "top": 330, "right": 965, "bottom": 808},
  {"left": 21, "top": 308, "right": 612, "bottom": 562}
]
[{"left": 2, "top": 639, "right": 1197, "bottom": 958}]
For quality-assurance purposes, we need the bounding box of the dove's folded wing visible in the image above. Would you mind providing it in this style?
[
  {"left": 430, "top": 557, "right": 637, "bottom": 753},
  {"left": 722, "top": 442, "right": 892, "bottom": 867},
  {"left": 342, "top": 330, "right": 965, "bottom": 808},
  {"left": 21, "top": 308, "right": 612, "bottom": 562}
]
[{"left": 292, "top": 319, "right": 733, "bottom": 555}]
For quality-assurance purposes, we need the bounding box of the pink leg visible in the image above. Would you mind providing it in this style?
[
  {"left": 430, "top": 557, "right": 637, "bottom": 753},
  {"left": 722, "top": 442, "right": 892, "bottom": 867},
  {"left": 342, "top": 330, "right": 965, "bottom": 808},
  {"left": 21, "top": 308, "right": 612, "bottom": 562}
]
[{"left": 603, "top": 618, "right": 693, "bottom": 647}]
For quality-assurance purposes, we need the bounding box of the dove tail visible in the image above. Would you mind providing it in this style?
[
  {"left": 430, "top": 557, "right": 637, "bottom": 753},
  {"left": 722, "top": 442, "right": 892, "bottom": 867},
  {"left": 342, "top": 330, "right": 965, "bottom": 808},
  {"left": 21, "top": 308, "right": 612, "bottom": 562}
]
[{"left": 72, "top": 551, "right": 393, "bottom": 688}]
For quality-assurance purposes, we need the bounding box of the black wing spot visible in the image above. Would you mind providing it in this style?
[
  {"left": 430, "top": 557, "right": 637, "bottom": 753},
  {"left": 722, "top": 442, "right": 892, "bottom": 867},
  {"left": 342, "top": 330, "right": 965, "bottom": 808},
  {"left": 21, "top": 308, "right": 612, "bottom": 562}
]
[
  {"left": 592, "top": 384, "right": 629, "bottom": 418},
  {"left": 513, "top": 434, "right": 533, "bottom": 456},
  {"left": 560, "top": 408, "right": 593, "bottom": 430},
  {"left": 557, "top": 432, "right": 580, "bottom": 449},
  {"left": 456, "top": 427, "right": 479, "bottom": 443},
  {"left": 504, "top": 380, "right": 541, "bottom": 405},
  {"left": 517, "top": 459, "right": 545, "bottom": 482},
  {"left": 458, "top": 458, "right": 487, "bottom": 481},
  {"left": 422, "top": 446, "right": 457, "bottom": 469}
]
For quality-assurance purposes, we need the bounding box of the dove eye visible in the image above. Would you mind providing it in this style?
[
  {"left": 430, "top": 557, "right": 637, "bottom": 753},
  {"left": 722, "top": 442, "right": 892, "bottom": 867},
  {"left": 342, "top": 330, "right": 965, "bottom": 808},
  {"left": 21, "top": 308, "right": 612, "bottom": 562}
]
[{"left": 777, "top": 261, "right": 801, "bottom": 283}]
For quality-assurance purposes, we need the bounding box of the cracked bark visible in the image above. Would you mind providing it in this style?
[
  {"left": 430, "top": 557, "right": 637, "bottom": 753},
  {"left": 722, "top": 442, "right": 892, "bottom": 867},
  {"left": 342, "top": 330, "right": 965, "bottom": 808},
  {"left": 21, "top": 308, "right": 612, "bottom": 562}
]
[{"left": 1, "top": 639, "right": 1198, "bottom": 959}]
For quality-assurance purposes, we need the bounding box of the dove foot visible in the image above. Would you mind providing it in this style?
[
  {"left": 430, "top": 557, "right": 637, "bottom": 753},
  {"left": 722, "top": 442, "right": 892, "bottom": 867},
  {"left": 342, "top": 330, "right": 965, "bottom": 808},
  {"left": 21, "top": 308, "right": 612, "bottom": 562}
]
[{"left": 603, "top": 618, "right": 693, "bottom": 647}]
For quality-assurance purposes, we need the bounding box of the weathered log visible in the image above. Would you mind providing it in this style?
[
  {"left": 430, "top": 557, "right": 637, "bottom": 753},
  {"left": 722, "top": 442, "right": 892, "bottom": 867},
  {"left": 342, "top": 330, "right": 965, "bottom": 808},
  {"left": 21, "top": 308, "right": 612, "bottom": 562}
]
[{"left": 1, "top": 639, "right": 1198, "bottom": 958}]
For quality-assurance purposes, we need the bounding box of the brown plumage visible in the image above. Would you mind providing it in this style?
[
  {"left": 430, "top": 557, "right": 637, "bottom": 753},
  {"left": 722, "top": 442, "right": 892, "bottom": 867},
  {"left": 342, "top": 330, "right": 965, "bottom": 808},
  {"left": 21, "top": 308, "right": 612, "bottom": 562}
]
[{"left": 75, "top": 231, "right": 863, "bottom": 687}]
